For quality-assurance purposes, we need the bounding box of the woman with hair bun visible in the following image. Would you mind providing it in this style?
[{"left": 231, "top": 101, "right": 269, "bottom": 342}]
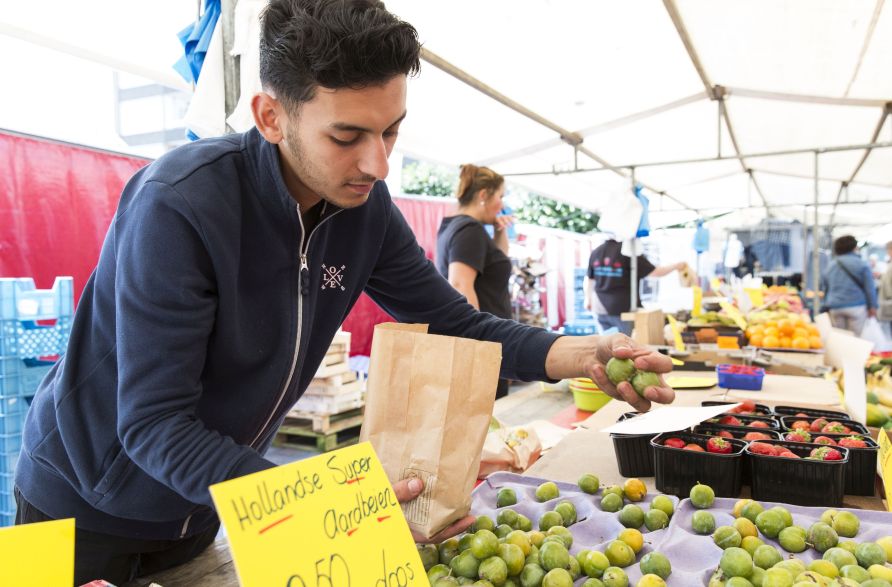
[{"left": 436, "top": 164, "right": 514, "bottom": 398}]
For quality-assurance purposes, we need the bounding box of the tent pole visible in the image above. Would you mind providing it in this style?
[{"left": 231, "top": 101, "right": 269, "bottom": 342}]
[
  {"left": 221, "top": 0, "right": 240, "bottom": 132},
  {"left": 717, "top": 98, "right": 724, "bottom": 158},
  {"left": 630, "top": 168, "right": 639, "bottom": 314},
  {"left": 828, "top": 107, "right": 890, "bottom": 227},
  {"left": 725, "top": 86, "right": 887, "bottom": 108},
  {"left": 478, "top": 93, "right": 705, "bottom": 167},
  {"left": 420, "top": 47, "right": 695, "bottom": 213},
  {"left": 812, "top": 152, "right": 821, "bottom": 316},
  {"left": 500, "top": 140, "right": 892, "bottom": 177}
]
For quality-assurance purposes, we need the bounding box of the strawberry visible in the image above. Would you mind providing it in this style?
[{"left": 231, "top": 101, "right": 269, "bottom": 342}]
[
  {"left": 838, "top": 436, "right": 867, "bottom": 449},
  {"left": 809, "top": 446, "right": 843, "bottom": 461},
  {"left": 821, "top": 422, "right": 850, "bottom": 434},
  {"left": 749, "top": 442, "right": 777, "bottom": 456},
  {"left": 707, "top": 437, "right": 733, "bottom": 454},
  {"left": 809, "top": 417, "right": 829, "bottom": 432},
  {"left": 731, "top": 400, "right": 757, "bottom": 415},
  {"left": 684, "top": 443, "right": 705, "bottom": 452},
  {"left": 777, "top": 450, "right": 800, "bottom": 459},
  {"left": 717, "top": 430, "right": 734, "bottom": 439},
  {"left": 749, "top": 421, "right": 770, "bottom": 429},
  {"left": 784, "top": 429, "right": 811, "bottom": 443},
  {"left": 744, "top": 432, "right": 772, "bottom": 441},
  {"left": 795, "top": 412, "right": 809, "bottom": 418},
  {"left": 719, "top": 415, "right": 743, "bottom": 427},
  {"left": 791, "top": 420, "right": 810, "bottom": 431},
  {"left": 663, "top": 437, "right": 686, "bottom": 449},
  {"left": 813, "top": 436, "right": 837, "bottom": 446}
]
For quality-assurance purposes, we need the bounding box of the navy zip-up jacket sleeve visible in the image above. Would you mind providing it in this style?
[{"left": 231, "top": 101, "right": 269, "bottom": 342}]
[
  {"left": 365, "top": 201, "right": 560, "bottom": 381},
  {"left": 115, "top": 181, "right": 274, "bottom": 507}
]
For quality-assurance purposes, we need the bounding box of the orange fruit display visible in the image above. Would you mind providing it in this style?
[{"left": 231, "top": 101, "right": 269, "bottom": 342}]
[
  {"left": 779, "top": 336, "right": 792, "bottom": 348},
  {"left": 748, "top": 334, "right": 764, "bottom": 347},
  {"left": 809, "top": 335, "right": 823, "bottom": 349},
  {"left": 762, "top": 335, "right": 779, "bottom": 348},
  {"left": 763, "top": 327, "right": 779, "bottom": 338},
  {"left": 792, "top": 337, "right": 810, "bottom": 350}
]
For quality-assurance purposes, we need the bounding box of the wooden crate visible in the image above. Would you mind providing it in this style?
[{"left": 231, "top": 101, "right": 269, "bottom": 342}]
[
  {"left": 274, "top": 407, "right": 364, "bottom": 452},
  {"left": 303, "top": 378, "right": 362, "bottom": 398},
  {"left": 314, "top": 360, "right": 350, "bottom": 379}
]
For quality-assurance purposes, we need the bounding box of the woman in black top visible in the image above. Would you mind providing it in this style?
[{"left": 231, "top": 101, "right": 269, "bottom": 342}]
[{"left": 436, "top": 164, "right": 513, "bottom": 398}]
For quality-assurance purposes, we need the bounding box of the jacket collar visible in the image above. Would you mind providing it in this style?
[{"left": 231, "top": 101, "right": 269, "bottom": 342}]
[{"left": 246, "top": 127, "right": 343, "bottom": 221}]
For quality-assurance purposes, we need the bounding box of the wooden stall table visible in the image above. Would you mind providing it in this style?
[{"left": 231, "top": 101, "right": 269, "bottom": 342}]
[
  {"left": 122, "top": 538, "right": 237, "bottom": 587},
  {"left": 525, "top": 371, "right": 887, "bottom": 512}
]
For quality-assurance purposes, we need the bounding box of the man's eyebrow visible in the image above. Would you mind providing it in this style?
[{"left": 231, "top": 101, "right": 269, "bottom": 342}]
[{"left": 328, "top": 111, "right": 408, "bottom": 133}]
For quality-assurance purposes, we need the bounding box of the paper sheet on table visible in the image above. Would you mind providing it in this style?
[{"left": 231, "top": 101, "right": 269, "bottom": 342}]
[
  {"left": 526, "top": 420, "right": 573, "bottom": 451},
  {"left": 817, "top": 313, "right": 873, "bottom": 370},
  {"left": 844, "top": 359, "right": 868, "bottom": 425},
  {"left": 600, "top": 403, "right": 741, "bottom": 435}
]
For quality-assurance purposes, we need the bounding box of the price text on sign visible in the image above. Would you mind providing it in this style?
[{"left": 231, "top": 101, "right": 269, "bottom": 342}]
[
  {"left": 0, "top": 518, "right": 74, "bottom": 586},
  {"left": 210, "top": 442, "right": 425, "bottom": 586}
]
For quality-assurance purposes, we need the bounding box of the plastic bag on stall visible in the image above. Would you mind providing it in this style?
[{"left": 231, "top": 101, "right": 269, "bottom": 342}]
[
  {"left": 598, "top": 191, "right": 643, "bottom": 240},
  {"left": 478, "top": 417, "right": 542, "bottom": 479},
  {"left": 860, "top": 317, "right": 892, "bottom": 351}
]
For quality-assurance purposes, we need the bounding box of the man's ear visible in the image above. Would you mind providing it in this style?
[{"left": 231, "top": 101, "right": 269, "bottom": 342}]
[{"left": 252, "top": 92, "right": 284, "bottom": 144}]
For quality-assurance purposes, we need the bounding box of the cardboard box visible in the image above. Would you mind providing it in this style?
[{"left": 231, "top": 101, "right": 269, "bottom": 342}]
[{"left": 622, "top": 309, "right": 664, "bottom": 345}]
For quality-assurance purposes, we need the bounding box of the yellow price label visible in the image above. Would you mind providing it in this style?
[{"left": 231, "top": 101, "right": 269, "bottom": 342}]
[
  {"left": 666, "top": 315, "right": 686, "bottom": 352},
  {"left": 710, "top": 277, "right": 723, "bottom": 292},
  {"left": 879, "top": 430, "right": 892, "bottom": 513},
  {"left": 719, "top": 301, "right": 748, "bottom": 330},
  {"left": 0, "top": 518, "right": 74, "bottom": 586},
  {"left": 210, "top": 442, "right": 425, "bottom": 587},
  {"left": 692, "top": 286, "right": 703, "bottom": 317},
  {"left": 745, "top": 288, "right": 765, "bottom": 308}
]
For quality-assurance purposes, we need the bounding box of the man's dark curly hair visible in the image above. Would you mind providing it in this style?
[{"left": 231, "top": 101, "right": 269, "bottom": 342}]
[{"left": 259, "top": 0, "right": 421, "bottom": 109}]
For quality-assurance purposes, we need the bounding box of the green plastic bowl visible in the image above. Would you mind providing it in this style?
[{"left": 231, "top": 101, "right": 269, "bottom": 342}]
[{"left": 571, "top": 388, "right": 612, "bottom": 412}]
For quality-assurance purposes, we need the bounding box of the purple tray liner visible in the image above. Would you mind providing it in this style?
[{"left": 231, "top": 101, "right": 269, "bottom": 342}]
[{"left": 472, "top": 472, "right": 892, "bottom": 586}]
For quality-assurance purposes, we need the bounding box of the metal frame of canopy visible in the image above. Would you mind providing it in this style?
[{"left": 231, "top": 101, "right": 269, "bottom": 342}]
[{"left": 211, "top": 0, "right": 892, "bottom": 311}]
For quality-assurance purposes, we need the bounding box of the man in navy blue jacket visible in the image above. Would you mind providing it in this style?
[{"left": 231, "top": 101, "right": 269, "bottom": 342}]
[{"left": 15, "top": 1, "right": 674, "bottom": 583}]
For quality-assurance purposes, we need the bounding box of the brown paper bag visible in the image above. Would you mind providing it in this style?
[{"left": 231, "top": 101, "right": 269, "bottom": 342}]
[{"left": 359, "top": 323, "right": 502, "bottom": 539}]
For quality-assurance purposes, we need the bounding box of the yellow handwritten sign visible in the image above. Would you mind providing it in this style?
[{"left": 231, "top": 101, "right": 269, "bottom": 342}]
[
  {"left": 210, "top": 442, "right": 425, "bottom": 587},
  {"left": 745, "top": 288, "right": 765, "bottom": 308},
  {"left": 710, "top": 277, "right": 723, "bottom": 293},
  {"left": 0, "top": 518, "right": 74, "bottom": 586},
  {"left": 692, "top": 286, "right": 703, "bottom": 317},
  {"left": 879, "top": 429, "right": 892, "bottom": 512},
  {"left": 666, "top": 315, "right": 686, "bottom": 352},
  {"left": 719, "top": 301, "right": 748, "bottom": 330}
]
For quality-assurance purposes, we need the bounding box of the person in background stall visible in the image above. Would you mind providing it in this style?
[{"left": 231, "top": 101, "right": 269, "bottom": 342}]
[
  {"left": 436, "top": 164, "right": 514, "bottom": 398},
  {"left": 583, "top": 238, "right": 687, "bottom": 335},
  {"left": 821, "top": 235, "right": 877, "bottom": 335},
  {"left": 878, "top": 241, "right": 892, "bottom": 337}
]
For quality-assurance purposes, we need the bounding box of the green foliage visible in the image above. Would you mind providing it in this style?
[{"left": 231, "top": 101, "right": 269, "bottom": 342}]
[
  {"left": 513, "top": 192, "right": 599, "bottom": 234},
  {"left": 400, "top": 159, "right": 598, "bottom": 234},
  {"left": 401, "top": 160, "right": 457, "bottom": 198}
]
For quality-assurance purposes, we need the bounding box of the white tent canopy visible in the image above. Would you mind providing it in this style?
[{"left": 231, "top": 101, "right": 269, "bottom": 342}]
[
  {"left": 384, "top": 0, "right": 892, "bottom": 236},
  {"left": 2, "top": 0, "right": 891, "bottom": 236}
]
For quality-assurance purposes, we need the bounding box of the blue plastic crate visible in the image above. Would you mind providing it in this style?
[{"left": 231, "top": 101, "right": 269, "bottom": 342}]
[
  {"left": 0, "top": 319, "right": 72, "bottom": 359},
  {"left": 0, "top": 278, "right": 73, "bottom": 322},
  {"left": 0, "top": 474, "right": 13, "bottom": 513},
  {"left": 0, "top": 277, "right": 74, "bottom": 360},
  {"left": 0, "top": 434, "right": 21, "bottom": 454},
  {"left": 563, "top": 322, "right": 598, "bottom": 336},
  {"left": 0, "top": 511, "right": 13, "bottom": 527},
  {"left": 0, "top": 396, "right": 27, "bottom": 419},
  {"left": 0, "top": 357, "right": 54, "bottom": 399},
  {"left": 716, "top": 364, "right": 765, "bottom": 391},
  {"left": 0, "top": 450, "right": 19, "bottom": 475},
  {"left": 0, "top": 411, "right": 24, "bottom": 436}
]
